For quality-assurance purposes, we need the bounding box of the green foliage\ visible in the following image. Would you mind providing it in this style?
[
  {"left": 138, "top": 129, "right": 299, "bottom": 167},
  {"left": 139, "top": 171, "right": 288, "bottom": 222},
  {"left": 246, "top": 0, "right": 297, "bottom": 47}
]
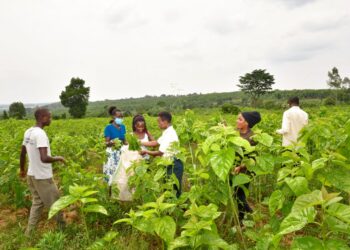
[
  {"left": 59, "top": 77, "right": 90, "bottom": 118},
  {"left": 9, "top": 101, "right": 26, "bottom": 119},
  {"left": 36, "top": 231, "right": 65, "bottom": 250},
  {"left": 1, "top": 107, "right": 350, "bottom": 249},
  {"left": 126, "top": 133, "right": 141, "bottom": 151},
  {"left": 221, "top": 103, "right": 241, "bottom": 114},
  {"left": 237, "top": 69, "right": 275, "bottom": 107}
]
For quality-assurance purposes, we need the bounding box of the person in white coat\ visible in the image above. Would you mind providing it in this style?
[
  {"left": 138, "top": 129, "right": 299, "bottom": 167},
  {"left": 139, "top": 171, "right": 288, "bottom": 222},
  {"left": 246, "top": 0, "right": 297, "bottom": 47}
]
[{"left": 276, "top": 97, "right": 308, "bottom": 146}]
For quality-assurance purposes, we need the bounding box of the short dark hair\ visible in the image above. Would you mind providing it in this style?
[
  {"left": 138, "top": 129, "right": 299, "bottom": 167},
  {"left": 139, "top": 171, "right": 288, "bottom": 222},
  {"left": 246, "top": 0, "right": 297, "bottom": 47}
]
[
  {"left": 34, "top": 108, "right": 50, "bottom": 121},
  {"left": 108, "top": 106, "right": 121, "bottom": 116},
  {"left": 288, "top": 97, "right": 299, "bottom": 105},
  {"left": 158, "top": 111, "right": 172, "bottom": 123}
]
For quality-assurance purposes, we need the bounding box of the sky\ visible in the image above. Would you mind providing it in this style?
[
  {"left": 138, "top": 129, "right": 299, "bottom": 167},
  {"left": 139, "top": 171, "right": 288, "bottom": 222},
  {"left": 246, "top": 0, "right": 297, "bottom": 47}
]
[{"left": 0, "top": 0, "right": 349, "bottom": 104}]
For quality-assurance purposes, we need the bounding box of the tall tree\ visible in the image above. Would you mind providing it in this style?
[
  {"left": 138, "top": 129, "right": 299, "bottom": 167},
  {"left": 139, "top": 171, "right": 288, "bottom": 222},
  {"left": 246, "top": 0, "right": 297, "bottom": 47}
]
[
  {"left": 9, "top": 102, "right": 26, "bottom": 119},
  {"left": 237, "top": 69, "right": 275, "bottom": 107},
  {"left": 60, "top": 77, "right": 90, "bottom": 118}
]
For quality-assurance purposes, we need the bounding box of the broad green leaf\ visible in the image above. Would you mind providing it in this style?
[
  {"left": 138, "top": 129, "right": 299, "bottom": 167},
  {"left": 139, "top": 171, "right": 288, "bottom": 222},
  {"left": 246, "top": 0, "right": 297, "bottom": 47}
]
[
  {"left": 83, "top": 204, "right": 108, "bottom": 215},
  {"left": 154, "top": 216, "right": 176, "bottom": 243},
  {"left": 209, "top": 148, "right": 235, "bottom": 182}
]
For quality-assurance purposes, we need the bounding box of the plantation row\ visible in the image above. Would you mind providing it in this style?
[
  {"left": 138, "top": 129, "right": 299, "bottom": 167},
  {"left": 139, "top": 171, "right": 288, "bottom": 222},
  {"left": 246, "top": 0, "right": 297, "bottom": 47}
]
[{"left": 0, "top": 107, "right": 350, "bottom": 249}]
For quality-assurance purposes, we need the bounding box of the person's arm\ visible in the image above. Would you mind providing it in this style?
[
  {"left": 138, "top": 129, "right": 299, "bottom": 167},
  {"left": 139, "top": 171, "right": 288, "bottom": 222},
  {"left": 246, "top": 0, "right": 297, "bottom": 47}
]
[
  {"left": 141, "top": 140, "right": 159, "bottom": 147},
  {"left": 276, "top": 112, "right": 290, "bottom": 134},
  {"left": 104, "top": 125, "right": 113, "bottom": 147},
  {"left": 140, "top": 135, "right": 166, "bottom": 156},
  {"left": 19, "top": 145, "right": 27, "bottom": 178},
  {"left": 105, "top": 137, "right": 115, "bottom": 147},
  {"left": 140, "top": 149, "right": 163, "bottom": 157},
  {"left": 304, "top": 113, "right": 309, "bottom": 126},
  {"left": 122, "top": 125, "right": 127, "bottom": 145},
  {"left": 39, "top": 147, "right": 65, "bottom": 164},
  {"left": 146, "top": 132, "right": 155, "bottom": 142}
]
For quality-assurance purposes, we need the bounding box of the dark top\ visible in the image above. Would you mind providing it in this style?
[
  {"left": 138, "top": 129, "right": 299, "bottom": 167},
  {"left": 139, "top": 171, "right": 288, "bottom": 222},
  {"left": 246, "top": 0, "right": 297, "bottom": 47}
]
[{"left": 239, "top": 129, "right": 256, "bottom": 146}]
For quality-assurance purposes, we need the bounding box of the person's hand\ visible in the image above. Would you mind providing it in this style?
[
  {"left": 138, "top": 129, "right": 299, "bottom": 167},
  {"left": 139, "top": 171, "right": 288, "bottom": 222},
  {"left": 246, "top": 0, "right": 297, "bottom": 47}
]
[
  {"left": 19, "top": 169, "right": 26, "bottom": 179},
  {"left": 234, "top": 166, "right": 243, "bottom": 174},
  {"left": 55, "top": 156, "right": 66, "bottom": 164}
]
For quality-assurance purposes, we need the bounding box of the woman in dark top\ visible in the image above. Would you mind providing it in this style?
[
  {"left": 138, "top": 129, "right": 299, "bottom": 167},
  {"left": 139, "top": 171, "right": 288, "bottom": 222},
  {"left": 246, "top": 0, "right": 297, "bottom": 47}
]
[{"left": 234, "top": 111, "right": 261, "bottom": 222}]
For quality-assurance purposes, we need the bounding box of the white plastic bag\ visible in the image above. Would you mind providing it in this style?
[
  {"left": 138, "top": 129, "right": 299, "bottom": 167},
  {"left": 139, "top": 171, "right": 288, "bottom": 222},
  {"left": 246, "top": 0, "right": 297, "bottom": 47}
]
[{"left": 111, "top": 145, "right": 142, "bottom": 201}]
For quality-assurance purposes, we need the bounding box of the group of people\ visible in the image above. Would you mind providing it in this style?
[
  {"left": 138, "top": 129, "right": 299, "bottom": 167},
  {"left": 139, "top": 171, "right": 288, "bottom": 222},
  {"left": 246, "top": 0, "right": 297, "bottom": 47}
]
[
  {"left": 103, "top": 107, "right": 183, "bottom": 199},
  {"left": 19, "top": 96, "right": 308, "bottom": 235}
]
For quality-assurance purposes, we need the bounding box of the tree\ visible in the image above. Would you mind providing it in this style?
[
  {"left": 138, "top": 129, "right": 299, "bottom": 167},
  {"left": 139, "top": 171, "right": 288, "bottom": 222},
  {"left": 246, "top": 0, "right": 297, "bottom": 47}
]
[
  {"left": 2, "top": 111, "right": 9, "bottom": 119},
  {"left": 340, "top": 76, "right": 350, "bottom": 103},
  {"left": 59, "top": 78, "right": 90, "bottom": 118},
  {"left": 237, "top": 69, "right": 275, "bottom": 107},
  {"left": 9, "top": 102, "right": 26, "bottom": 119},
  {"left": 327, "top": 67, "right": 350, "bottom": 103},
  {"left": 327, "top": 67, "right": 342, "bottom": 90},
  {"left": 157, "top": 101, "right": 166, "bottom": 107},
  {"left": 342, "top": 77, "right": 350, "bottom": 89}
]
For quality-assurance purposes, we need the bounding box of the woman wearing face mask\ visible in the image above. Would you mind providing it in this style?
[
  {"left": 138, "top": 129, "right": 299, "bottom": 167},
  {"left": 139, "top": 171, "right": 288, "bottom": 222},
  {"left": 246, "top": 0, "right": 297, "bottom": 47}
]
[{"left": 103, "top": 106, "right": 127, "bottom": 196}]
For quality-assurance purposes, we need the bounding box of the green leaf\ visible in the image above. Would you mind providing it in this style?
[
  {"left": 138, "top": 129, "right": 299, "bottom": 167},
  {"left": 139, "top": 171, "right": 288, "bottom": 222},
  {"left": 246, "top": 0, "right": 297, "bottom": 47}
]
[
  {"left": 231, "top": 174, "right": 251, "bottom": 188},
  {"left": 154, "top": 216, "right": 176, "bottom": 243},
  {"left": 291, "top": 236, "right": 323, "bottom": 250},
  {"left": 83, "top": 204, "right": 108, "bottom": 215},
  {"left": 209, "top": 148, "right": 235, "bottom": 182},
  {"left": 285, "top": 177, "right": 310, "bottom": 196},
  {"left": 278, "top": 207, "right": 316, "bottom": 235},
  {"left": 253, "top": 133, "right": 273, "bottom": 147},
  {"left": 48, "top": 195, "right": 79, "bottom": 219},
  {"left": 326, "top": 203, "right": 350, "bottom": 224},
  {"left": 269, "top": 190, "right": 285, "bottom": 216}
]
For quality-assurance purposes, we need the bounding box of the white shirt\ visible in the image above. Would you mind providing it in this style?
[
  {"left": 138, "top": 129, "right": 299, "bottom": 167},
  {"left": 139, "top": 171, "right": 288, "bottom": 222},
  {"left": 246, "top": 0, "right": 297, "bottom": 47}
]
[
  {"left": 276, "top": 106, "right": 308, "bottom": 146},
  {"left": 22, "top": 127, "right": 53, "bottom": 179},
  {"left": 157, "top": 126, "right": 179, "bottom": 158},
  {"left": 140, "top": 133, "right": 150, "bottom": 151}
]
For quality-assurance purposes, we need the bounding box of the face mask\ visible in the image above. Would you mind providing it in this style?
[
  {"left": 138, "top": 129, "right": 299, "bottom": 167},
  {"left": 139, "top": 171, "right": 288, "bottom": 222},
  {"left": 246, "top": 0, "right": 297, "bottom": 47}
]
[{"left": 115, "top": 118, "right": 123, "bottom": 125}]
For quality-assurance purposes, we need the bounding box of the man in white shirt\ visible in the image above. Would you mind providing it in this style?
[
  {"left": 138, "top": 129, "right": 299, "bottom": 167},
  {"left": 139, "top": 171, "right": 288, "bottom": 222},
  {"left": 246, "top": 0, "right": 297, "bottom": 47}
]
[
  {"left": 140, "top": 111, "right": 184, "bottom": 197},
  {"left": 20, "top": 108, "right": 66, "bottom": 236},
  {"left": 276, "top": 97, "right": 308, "bottom": 146}
]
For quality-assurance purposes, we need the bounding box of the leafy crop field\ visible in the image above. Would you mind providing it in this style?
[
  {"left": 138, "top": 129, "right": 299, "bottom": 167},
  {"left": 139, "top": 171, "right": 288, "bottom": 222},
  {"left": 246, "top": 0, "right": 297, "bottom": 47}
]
[{"left": 0, "top": 107, "right": 350, "bottom": 249}]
